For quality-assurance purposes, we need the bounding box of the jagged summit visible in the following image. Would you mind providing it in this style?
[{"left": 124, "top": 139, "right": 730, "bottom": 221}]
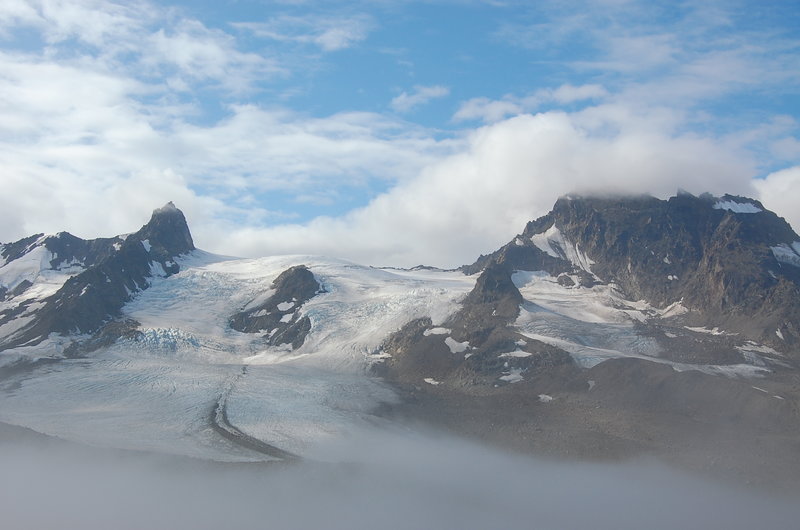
[
  {"left": 463, "top": 192, "right": 800, "bottom": 352},
  {"left": 0, "top": 203, "right": 197, "bottom": 352},
  {"left": 134, "top": 202, "right": 195, "bottom": 257}
]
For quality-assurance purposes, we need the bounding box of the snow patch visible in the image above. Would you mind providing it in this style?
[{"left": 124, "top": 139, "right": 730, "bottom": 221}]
[
  {"left": 538, "top": 394, "right": 553, "bottom": 403},
  {"left": 685, "top": 326, "right": 727, "bottom": 336},
  {"left": 141, "top": 240, "right": 152, "bottom": 253},
  {"left": 423, "top": 327, "right": 450, "bottom": 336},
  {"left": 277, "top": 301, "right": 295, "bottom": 311},
  {"left": 149, "top": 261, "right": 167, "bottom": 278},
  {"left": 445, "top": 336, "right": 470, "bottom": 354},
  {"left": 771, "top": 243, "right": 800, "bottom": 268},
  {"left": 0, "top": 246, "right": 54, "bottom": 290},
  {"left": 280, "top": 313, "right": 294, "bottom": 323},
  {"left": 512, "top": 270, "right": 677, "bottom": 325},
  {"left": 776, "top": 329, "right": 784, "bottom": 340},
  {"left": 530, "top": 225, "right": 595, "bottom": 273},
  {"left": 500, "top": 350, "right": 532, "bottom": 358},
  {"left": 713, "top": 200, "right": 762, "bottom": 213},
  {"left": 663, "top": 256, "right": 671, "bottom": 264},
  {"left": 667, "top": 275, "right": 678, "bottom": 281},
  {"left": 423, "top": 378, "right": 441, "bottom": 386},
  {"left": 499, "top": 369, "right": 524, "bottom": 383}
]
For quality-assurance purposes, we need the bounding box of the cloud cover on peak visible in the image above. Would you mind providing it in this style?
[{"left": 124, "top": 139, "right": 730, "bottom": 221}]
[{"left": 0, "top": 0, "right": 798, "bottom": 267}]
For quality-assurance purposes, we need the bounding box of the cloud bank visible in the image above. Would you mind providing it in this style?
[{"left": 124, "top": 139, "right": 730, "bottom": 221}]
[
  {"left": 211, "top": 109, "right": 769, "bottom": 268},
  {"left": 0, "top": 0, "right": 798, "bottom": 268},
  {"left": 1, "top": 430, "right": 798, "bottom": 530}
]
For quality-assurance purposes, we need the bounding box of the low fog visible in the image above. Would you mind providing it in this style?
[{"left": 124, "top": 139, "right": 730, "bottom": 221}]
[{"left": 2, "top": 426, "right": 798, "bottom": 530}]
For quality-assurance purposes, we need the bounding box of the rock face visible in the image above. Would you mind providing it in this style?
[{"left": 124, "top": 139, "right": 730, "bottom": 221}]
[
  {"left": 0, "top": 203, "right": 194, "bottom": 352},
  {"left": 463, "top": 192, "right": 800, "bottom": 355},
  {"left": 229, "top": 265, "right": 323, "bottom": 349},
  {"left": 378, "top": 262, "right": 572, "bottom": 388}
]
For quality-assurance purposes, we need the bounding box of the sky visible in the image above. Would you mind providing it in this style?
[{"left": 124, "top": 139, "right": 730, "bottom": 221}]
[{"left": 0, "top": 0, "right": 799, "bottom": 267}]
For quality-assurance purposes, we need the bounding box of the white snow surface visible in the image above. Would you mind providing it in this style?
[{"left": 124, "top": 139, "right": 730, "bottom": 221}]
[
  {"left": 530, "top": 224, "right": 595, "bottom": 273},
  {"left": 0, "top": 251, "right": 474, "bottom": 460},
  {"left": 771, "top": 243, "right": 800, "bottom": 268},
  {"left": 423, "top": 327, "right": 451, "bottom": 336},
  {"left": 500, "top": 350, "right": 532, "bottom": 358},
  {"left": 0, "top": 244, "right": 89, "bottom": 341},
  {"left": 712, "top": 200, "right": 762, "bottom": 213},
  {"left": 499, "top": 368, "right": 524, "bottom": 383},
  {"left": 0, "top": 245, "right": 54, "bottom": 291},
  {"left": 277, "top": 301, "right": 295, "bottom": 311},
  {"left": 511, "top": 270, "right": 766, "bottom": 377},
  {"left": 512, "top": 271, "right": 676, "bottom": 325},
  {"left": 444, "top": 336, "right": 470, "bottom": 354},
  {"left": 141, "top": 239, "right": 152, "bottom": 252}
]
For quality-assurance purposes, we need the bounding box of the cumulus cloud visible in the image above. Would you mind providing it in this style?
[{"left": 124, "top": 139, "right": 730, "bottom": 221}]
[
  {"left": 391, "top": 85, "right": 450, "bottom": 113},
  {"left": 213, "top": 110, "right": 757, "bottom": 267},
  {"left": 1, "top": 0, "right": 797, "bottom": 270},
  {"left": 753, "top": 166, "right": 800, "bottom": 232}
]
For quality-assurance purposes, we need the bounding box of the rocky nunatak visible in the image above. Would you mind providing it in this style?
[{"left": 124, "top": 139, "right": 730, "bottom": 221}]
[
  {"left": 376, "top": 261, "right": 572, "bottom": 389},
  {"left": 229, "top": 265, "right": 324, "bottom": 349}
]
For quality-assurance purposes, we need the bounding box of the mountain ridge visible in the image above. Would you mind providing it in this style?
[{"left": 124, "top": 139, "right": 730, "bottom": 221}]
[
  {"left": 462, "top": 191, "right": 800, "bottom": 354},
  {"left": 0, "top": 203, "right": 194, "bottom": 352}
]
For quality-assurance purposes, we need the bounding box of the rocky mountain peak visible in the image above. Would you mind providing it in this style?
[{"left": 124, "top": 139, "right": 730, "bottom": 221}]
[
  {"left": 463, "top": 192, "right": 800, "bottom": 353},
  {"left": 133, "top": 202, "right": 195, "bottom": 257}
]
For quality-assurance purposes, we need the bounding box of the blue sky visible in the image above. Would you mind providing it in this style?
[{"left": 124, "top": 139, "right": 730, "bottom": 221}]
[{"left": 1, "top": 0, "right": 799, "bottom": 266}]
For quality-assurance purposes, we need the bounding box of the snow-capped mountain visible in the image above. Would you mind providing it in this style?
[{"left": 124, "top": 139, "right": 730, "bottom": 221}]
[
  {"left": 1, "top": 195, "right": 799, "bottom": 483},
  {"left": 0, "top": 202, "right": 194, "bottom": 352}
]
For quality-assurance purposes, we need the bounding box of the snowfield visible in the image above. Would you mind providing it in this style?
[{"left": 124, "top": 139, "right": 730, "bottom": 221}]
[
  {"left": 0, "top": 251, "right": 782, "bottom": 460},
  {"left": 0, "top": 251, "right": 474, "bottom": 460}
]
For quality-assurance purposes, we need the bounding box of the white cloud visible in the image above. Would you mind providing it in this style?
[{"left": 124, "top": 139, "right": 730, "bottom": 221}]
[
  {"left": 0, "top": 47, "right": 456, "bottom": 243},
  {"left": 454, "top": 84, "right": 608, "bottom": 123},
  {"left": 234, "top": 14, "right": 374, "bottom": 52},
  {"left": 0, "top": 1, "right": 281, "bottom": 95},
  {"left": 0, "top": 3, "right": 456, "bottom": 244},
  {"left": 144, "top": 19, "right": 283, "bottom": 92},
  {"left": 212, "top": 110, "right": 758, "bottom": 267},
  {"left": 391, "top": 85, "right": 450, "bottom": 113},
  {"left": 550, "top": 83, "right": 609, "bottom": 103},
  {"left": 753, "top": 166, "right": 800, "bottom": 233},
  {"left": 452, "top": 97, "right": 523, "bottom": 123}
]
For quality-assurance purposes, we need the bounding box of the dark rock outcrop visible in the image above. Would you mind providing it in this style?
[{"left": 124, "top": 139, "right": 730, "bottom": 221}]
[
  {"left": 0, "top": 203, "right": 194, "bottom": 352},
  {"left": 229, "top": 265, "right": 323, "bottom": 349},
  {"left": 463, "top": 192, "right": 800, "bottom": 355},
  {"left": 377, "top": 262, "right": 572, "bottom": 387}
]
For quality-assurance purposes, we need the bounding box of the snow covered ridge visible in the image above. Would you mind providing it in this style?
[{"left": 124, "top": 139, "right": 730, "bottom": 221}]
[
  {"left": 712, "top": 200, "right": 762, "bottom": 214},
  {"left": 771, "top": 242, "right": 800, "bottom": 268},
  {"left": 529, "top": 224, "right": 595, "bottom": 273}
]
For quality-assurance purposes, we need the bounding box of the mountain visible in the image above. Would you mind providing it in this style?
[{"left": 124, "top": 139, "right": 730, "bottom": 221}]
[
  {"left": 466, "top": 192, "right": 800, "bottom": 351},
  {"left": 0, "top": 202, "right": 194, "bottom": 352},
  {"left": 1, "top": 194, "right": 799, "bottom": 486},
  {"left": 378, "top": 192, "right": 800, "bottom": 390}
]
